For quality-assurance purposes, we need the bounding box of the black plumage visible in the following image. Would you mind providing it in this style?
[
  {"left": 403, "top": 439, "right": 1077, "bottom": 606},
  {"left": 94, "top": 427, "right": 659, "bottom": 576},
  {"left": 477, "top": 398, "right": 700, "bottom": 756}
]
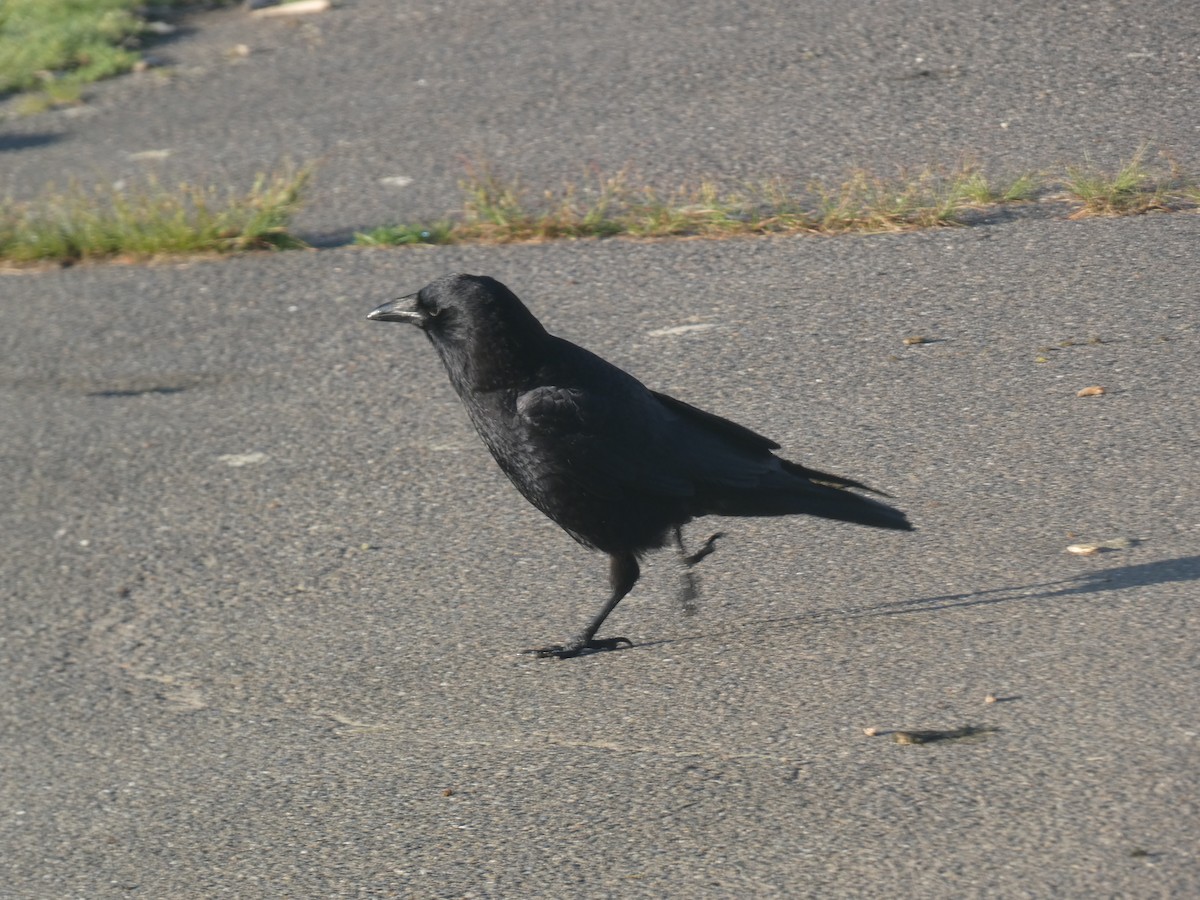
[{"left": 368, "top": 273, "right": 912, "bottom": 657}]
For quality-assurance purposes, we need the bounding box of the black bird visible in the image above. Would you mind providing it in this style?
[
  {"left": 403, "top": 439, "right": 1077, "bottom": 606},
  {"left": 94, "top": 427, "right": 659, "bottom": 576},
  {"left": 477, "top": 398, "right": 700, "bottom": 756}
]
[{"left": 368, "top": 274, "right": 912, "bottom": 658}]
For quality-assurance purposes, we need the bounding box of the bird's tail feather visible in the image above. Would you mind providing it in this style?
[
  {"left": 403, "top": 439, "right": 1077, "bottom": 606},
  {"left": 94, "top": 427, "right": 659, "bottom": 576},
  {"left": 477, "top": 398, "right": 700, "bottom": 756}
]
[
  {"left": 786, "top": 485, "right": 913, "bottom": 531},
  {"left": 709, "top": 467, "right": 913, "bottom": 531},
  {"left": 780, "top": 458, "right": 888, "bottom": 496}
]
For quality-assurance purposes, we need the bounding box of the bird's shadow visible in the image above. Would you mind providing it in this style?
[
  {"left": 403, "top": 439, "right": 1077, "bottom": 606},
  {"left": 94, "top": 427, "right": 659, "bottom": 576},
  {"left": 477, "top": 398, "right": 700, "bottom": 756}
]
[
  {"left": 835, "top": 553, "right": 1200, "bottom": 620},
  {"left": 640, "top": 554, "right": 1200, "bottom": 651}
]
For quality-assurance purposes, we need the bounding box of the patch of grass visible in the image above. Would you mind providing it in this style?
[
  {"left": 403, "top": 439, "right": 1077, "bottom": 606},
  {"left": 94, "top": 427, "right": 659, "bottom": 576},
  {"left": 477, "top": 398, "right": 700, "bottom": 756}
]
[
  {"left": 1063, "top": 148, "right": 1156, "bottom": 217},
  {"left": 806, "top": 167, "right": 972, "bottom": 232},
  {"left": 458, "top": 163, "right": 630, "bottom": 240},
  {"left": 1062, "top": 145, "right": 1179, "bottom": 218},
  {"left": 0, "top": 0, "right": 149, "bottom": 108},
  {"left": 358, "top": 161, "right": 1038, "bottom": 248},
  {"left": 358, "top": 150, "right": 1196, "bottom": 249},
  {"left": 0, "top": 165, "right": 311, "bottom": 264},
  {"left": 6, "top": 149, "right": 1194, "bottom": 264},
  {"left": 953, "top": 170, "right": 1039, "bottom": 205},
  {"left": 999, "top": 173, "right": 1040, "bottom": 202}
]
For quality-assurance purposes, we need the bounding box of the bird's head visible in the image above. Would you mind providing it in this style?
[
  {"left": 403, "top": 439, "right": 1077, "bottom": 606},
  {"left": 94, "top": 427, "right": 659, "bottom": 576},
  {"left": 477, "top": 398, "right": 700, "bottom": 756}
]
[{"left": 368, "top": 273, "right": 550, "bottom": 390}]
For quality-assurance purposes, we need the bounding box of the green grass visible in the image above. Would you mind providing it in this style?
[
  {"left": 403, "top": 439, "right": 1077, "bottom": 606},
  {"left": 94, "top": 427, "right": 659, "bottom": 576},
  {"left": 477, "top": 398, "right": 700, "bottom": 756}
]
[
  {"left": 1061, "top": 145, "right": 1183, "bottom": 218},
  {"left": 0, "top": 0, "right": 148, "bottom": 109},
  {"left": 0, "top": 166, "right": 310, "bottom": 264}
]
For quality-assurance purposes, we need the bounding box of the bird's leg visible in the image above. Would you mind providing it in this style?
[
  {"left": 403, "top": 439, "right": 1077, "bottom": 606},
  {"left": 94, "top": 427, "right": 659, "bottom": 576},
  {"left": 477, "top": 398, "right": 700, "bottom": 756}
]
[
  {"left": 674, "top": 527, "right": 723, "bottom": 616},
  {"left": 532, "top": 553, "right": 639, "bottom": 659},
  {"left": 676, "top": 526, "right": 724, "bottom": 567}
]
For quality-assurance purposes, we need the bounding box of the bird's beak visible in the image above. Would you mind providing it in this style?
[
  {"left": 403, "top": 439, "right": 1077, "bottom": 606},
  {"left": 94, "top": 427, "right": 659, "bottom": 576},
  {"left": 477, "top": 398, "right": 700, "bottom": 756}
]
[{"left": 367, "top": 293, "right": 428, "bottom": 326}]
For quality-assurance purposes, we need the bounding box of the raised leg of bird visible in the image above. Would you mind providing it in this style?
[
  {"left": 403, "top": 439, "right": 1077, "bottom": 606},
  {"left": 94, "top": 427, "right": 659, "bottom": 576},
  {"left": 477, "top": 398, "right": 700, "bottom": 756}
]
[
  {"left": 532, "top": 553, "right": 639, "bottom": 659},
  {"left": 677, "top": 527, "right": 723, "bottom": 566},
  {"left": 674, "top": 527, "right": 723, "bottom": 616}
]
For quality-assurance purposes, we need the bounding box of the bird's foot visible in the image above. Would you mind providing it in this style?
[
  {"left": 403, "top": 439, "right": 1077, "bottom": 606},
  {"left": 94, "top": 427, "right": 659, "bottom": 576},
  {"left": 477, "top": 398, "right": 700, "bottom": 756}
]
[
  {"left": 681, "top": 532, "right": 724, "bottom": 567},
  {"left": 528, "top": 636, "right": 634, "bottom": 659}
]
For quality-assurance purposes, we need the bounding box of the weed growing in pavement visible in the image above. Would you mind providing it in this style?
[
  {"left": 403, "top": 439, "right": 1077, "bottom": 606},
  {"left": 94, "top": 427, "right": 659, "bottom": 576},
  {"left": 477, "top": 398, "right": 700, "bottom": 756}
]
[
  {"left": 357, "top": 160, "right": 1044, "bottom": 247},
  {"left": 1060, "top": 145, "right": 1193, "bottom": 218},
  {"left": 1, "top": 150, "right": 1194, "bottom": 265}
]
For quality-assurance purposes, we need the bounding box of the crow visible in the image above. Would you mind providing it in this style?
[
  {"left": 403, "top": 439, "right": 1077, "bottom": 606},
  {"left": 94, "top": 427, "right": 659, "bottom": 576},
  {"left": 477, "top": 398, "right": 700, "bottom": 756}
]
[{"left": 368, "top": 274, "right": 912, "bottom": 658}]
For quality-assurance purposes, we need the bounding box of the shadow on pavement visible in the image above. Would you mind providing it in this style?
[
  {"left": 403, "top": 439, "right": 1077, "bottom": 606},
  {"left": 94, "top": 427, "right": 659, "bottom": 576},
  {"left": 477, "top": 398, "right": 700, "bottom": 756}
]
[
  {"left": 853, "top": 553, "right": 1200, "bottom": 619},
  {"left": 635, "top": 554, "right": 1200, "bottom": 652},
  {"left": 0, "top": 133, "right": 64, "bottom": 152}
]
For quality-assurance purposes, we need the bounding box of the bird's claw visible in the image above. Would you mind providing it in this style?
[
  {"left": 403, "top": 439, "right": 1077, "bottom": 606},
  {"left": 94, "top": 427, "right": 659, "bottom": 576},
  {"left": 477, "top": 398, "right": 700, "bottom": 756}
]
[{"left": 528, "top": 636, "right": 634, "bottom": 659}]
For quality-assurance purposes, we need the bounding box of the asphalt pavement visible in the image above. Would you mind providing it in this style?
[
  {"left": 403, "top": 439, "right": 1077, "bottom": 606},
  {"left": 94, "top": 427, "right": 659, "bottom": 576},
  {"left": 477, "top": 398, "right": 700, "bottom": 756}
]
[{"left": 1, "top": 1, "right": 1198, "bottom": 896}]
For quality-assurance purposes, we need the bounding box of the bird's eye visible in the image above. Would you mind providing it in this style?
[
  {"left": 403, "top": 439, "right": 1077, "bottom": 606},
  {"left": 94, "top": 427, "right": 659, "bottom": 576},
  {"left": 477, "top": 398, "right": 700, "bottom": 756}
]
[{"left": 426, "top": 304, "right": 441, "bottom": 317}]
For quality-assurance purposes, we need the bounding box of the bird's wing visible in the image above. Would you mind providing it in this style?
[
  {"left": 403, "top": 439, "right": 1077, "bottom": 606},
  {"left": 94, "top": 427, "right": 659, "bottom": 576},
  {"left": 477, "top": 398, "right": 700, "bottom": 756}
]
[
  {"left": 650, "top": 390, "right": 781, "bottom": 452},
  {"left": 516, "top": 380, "right": 784, "bottom": 499},
  {"left": 652, "top": 389, "right": 882, "bottom": 494},
  {"left": 515, "top": 384, "right": 697, "bottom": 498}
]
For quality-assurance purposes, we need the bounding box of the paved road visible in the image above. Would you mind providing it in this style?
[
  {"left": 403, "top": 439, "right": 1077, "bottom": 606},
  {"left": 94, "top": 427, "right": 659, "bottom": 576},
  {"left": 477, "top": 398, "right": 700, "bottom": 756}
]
[
  {"left": 3, "top": 0, "right": 1198, "bottom": 239},
  {"left": 2, "top": 2, "right": 1198, "bottom": 896}
]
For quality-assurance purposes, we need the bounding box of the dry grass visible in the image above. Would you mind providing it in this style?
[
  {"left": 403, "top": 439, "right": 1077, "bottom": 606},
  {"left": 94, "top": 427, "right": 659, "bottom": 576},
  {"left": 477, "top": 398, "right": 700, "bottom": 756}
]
[{"left": 357, "top": 161, "right": 1042, "bottom": 247}]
